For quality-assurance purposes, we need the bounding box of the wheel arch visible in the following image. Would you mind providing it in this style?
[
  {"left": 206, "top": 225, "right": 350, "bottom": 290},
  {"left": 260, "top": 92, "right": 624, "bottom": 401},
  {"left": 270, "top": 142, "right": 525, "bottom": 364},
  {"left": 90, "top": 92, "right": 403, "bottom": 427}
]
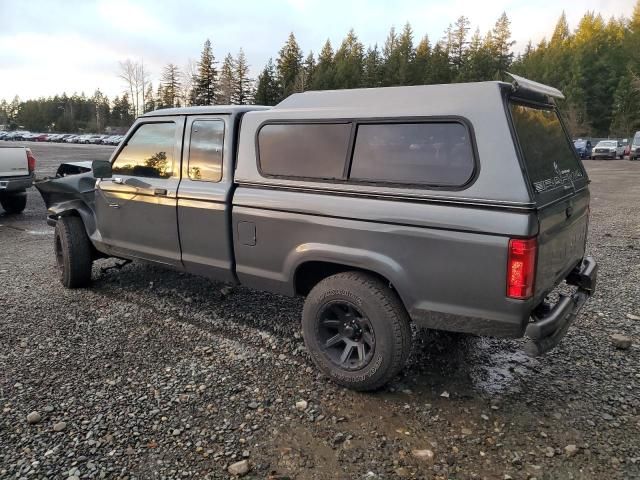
[
  {"left": 48, "top": 201, "right": 96, "bottom": 237},
  {"left": 288, "top": 244, "right": 414, "bottom": 310}
]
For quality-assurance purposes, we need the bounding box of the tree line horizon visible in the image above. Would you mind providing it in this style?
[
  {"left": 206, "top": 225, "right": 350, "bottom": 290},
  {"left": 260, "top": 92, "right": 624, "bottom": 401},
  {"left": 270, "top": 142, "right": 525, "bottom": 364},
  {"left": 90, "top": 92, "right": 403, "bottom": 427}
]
[{"left": 1, "top": 3, "right": 639, "bottom": 138}]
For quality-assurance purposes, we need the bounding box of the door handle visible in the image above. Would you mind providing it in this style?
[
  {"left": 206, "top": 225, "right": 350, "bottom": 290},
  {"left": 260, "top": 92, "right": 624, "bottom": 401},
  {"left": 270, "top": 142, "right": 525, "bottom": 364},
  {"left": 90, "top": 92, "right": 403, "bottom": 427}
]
[
  {"left": 108, "top": 203, "right": 120, "bottom": 209},
  {"left": 153, "top": 188, "right": 168, "bottom": 196}
]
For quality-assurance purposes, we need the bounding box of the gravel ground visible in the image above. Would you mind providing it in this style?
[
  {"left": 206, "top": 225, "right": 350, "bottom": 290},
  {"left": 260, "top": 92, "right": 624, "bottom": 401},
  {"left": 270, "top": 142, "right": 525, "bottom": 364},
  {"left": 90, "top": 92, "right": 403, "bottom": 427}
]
[{"left": 1, "top": 143, "right": 639, "bottom": 479}]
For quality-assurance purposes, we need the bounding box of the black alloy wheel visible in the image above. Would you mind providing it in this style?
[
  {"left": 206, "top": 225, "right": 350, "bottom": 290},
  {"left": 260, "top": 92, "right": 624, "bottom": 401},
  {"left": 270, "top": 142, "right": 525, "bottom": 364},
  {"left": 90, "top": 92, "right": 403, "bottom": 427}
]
[{"left": 316, "top": 301, "right": 375, "bottom": 371}]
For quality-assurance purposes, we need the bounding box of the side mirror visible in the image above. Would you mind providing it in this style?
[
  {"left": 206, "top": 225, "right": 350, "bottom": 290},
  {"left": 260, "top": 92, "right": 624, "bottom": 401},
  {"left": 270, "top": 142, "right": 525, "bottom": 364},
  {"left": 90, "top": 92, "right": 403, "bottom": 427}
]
[{"left": 92, "top": 160, "right": 112, "bottom": 179}]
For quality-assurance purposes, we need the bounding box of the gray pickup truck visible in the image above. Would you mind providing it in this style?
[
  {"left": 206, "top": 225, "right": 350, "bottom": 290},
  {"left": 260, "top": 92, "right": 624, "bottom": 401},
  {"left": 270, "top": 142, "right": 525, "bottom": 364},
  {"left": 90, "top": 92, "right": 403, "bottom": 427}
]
[
  {"left": 0, "top": 146, "right": 36, "bottom": 214},
  {"left": 37, "top": 74, "right": 597, "bottom": 390}
]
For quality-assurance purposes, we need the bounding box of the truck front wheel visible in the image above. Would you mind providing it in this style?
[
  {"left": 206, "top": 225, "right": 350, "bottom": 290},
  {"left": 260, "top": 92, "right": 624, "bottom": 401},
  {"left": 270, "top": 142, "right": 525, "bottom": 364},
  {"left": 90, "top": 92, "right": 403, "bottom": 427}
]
[
  {"left": 302, "top": 271, "right": 411, "bottom": 391},
  {"left": 54, "top": 216, "right": 93, "bottom": 288},
  {"left": 0, "top": 191, "right": 27, "bottom": 214}
]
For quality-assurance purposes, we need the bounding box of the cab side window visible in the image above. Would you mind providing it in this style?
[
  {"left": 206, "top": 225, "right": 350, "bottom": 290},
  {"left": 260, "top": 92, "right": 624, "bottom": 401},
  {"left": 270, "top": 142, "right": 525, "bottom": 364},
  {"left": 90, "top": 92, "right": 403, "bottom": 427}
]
[
  {"left": 112, "top": 122, "right": 176, "bottom": 178},
  {"left": 188, "top": 120, "right": 224, "bottom": 182}
]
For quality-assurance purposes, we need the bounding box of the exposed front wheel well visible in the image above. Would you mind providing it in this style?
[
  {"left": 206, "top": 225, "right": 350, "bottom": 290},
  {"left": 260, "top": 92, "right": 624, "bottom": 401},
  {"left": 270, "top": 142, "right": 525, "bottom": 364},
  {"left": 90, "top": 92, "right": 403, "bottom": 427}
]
[{"left": 294, "top": 261, "right": 393, "bottom": 297}]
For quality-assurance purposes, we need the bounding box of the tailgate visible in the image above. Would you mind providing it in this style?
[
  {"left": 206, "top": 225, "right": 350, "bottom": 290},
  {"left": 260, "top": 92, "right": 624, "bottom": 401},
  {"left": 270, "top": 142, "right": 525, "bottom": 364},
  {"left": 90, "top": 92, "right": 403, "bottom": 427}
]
[
  {"left": 535, "top": 189, "right": 589, "bottom": 296},
  {"left": 0, "top": 147, "right": 29, "bottom": 177},
  {"left": 508, "top": 99, "right": 591, "bottom": 298}
]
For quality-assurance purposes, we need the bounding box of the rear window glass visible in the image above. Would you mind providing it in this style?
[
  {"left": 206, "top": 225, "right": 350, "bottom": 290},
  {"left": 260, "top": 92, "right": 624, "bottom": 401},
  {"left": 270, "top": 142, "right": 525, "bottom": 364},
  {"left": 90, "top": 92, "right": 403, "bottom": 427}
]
[
  {"left": 349, "top": 122, "right": 475, "bottom": 186},
  {"left": 258, "top": 123, "right": 350, "bottom": 179},
  {"left": 188, "top": 120, "right": 224, "bottom": 182},
  {"left": 510, "top": 102, "right": 586, "bottom": 196}
]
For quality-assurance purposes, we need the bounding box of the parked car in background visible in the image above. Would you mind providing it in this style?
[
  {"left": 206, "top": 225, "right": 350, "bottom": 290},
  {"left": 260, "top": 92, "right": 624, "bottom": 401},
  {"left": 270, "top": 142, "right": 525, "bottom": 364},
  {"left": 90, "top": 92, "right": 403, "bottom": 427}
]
[
  {"left": 36, "top": 74, "right": 597, "bottom": 391},
  {"left": 100, "top": 135, "right": 117, "bottom": 144},
  {"left": 103, "top": 135, "right": 124, "bottom": 145},
  {"left": 8, "top": 131, "right": 31, "bottom": 141},
  {"left": 629, "top": 131, "right": 640, "bottom": 160},
  {"left": 573, "top": 139, "right": 592, "bottom": 159},
  {"left": 0, "top": 146, "right": 36, "bottom": 213},
  {"left": 592, "top": 140, "right": 624, "bottom": 159},
  {"left": 88, "top": 135, "right": 106, "bottom": 144}
]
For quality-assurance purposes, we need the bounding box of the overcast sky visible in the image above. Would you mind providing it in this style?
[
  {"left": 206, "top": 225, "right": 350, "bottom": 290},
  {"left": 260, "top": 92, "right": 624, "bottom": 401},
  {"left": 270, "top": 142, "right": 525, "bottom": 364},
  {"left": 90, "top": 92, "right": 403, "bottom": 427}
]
[{"left": 0, "top": 0, "right": 634, "bottom": 101}]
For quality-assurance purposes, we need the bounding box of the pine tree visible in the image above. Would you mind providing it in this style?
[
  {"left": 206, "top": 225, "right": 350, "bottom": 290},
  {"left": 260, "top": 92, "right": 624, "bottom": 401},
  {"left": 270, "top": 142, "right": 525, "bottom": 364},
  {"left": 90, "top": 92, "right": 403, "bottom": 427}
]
[
  {"left": 234, "top": 48, "right": 253, "bottom": 105},
  {"left": 144, "top": 83, "right": 156, "bottom": 113},
  {"left": 300, "top": 52, "right": 315, "bottom": 91},
  {"left": 381, "top": 26, "right": 398, "bottom": 86},
  {"left": 461, "top": 28, "right": 494, "bottom": 81},
  {"left": 491, "top": 12, "right": 515, "bottom": 77},
  {"left": 409, "top": 36, "right": 430, "bottom": 85},
  {"left": 312, "top": 40, "right": 336, "bottom": 90},
  {"left": 276, "top": 32, "right": 303, "bottom": 99},
  {"left": 362, "top": 45, "right": 383, "bottom": 87},
  {"left": 632, "top": 0, "right": 640, "bottom": 31},
  {"left": 254, "top": 58, "right": 280, "bottom": 105},
  {"left": 115, "top": 93, "right": 134, "bottom": 126},
  {"left": 334, "top": 29, "right": 364, "bottom": 89},
  {"left": 161, "top": 64, "right": 181, "bottom": 108},
  {"left": 551, "top": 11, "right": 570, "bottom": 45},
  {"left": 427, "top": 41, "right": 452, "bottom": 84},
  {"left": 216, "top": 54, "right": 236, "bottom": 104},
  {"left": 396, "top": 23, "right": 414, "bottom": 84},
  {"left": 449, "top": 16, "right": 471, "bottom": 74},
  {"left": 610, "top": 72, "right": 640, "bottom": 138},
  {"left": 193, "top": 39, "right": 218, "bottom": 105},
  {"left": 92, "top": 89, "right": 111, "bottom": 132},
  {"left": 155, "top": 84, "right": 165, "bottom": 109},
  {"left": 381, "top": 23, "right": 414, "bottom": 86}
]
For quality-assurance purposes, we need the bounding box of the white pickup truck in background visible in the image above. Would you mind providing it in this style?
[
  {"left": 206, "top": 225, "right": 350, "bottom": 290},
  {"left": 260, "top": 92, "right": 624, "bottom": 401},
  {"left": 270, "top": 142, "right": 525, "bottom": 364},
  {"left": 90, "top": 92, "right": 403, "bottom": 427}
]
[{"left": 0, "top": 146, "right": 36, "bottom": 214}]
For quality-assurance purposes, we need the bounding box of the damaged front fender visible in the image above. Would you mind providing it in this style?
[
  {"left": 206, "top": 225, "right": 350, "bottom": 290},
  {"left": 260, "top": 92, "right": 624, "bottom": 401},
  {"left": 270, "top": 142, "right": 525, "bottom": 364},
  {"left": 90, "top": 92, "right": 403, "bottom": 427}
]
[{"left": 35, "top": 172, "right": 98, "bottom": 234}]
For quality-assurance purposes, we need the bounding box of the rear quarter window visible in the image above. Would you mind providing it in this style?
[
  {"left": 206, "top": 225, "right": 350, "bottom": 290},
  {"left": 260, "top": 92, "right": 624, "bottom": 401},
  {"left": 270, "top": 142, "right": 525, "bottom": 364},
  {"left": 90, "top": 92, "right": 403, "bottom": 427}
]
[{"left": 349, "top": 122, "right": 475, "bottom": 186}]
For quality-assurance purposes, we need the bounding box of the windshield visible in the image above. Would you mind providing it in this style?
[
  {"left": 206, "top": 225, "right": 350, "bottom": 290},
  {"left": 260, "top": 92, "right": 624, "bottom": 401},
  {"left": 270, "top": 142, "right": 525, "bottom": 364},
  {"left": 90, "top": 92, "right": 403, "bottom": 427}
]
[
  {"left": 574, "top": 141, "right": 586, "bottom": 147},
  {"left": 509, "top": 101, "right": 587, "bottom": 200},
  {"left": 597, "top": 141, "right": 616, "bottom": 147},
  {"left": 633, "top": 133, "right": 640, "bottom": 146}
]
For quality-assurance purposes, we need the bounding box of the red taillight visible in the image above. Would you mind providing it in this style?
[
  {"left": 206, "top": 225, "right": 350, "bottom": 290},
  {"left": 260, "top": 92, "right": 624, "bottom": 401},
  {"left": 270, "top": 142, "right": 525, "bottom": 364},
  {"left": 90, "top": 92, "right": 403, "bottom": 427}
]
[
  {"left": 26, "top": 148, "right": 36, "bottom": 173},
  {"left": 507, "top": 237, "right": 537, "bottom": 299}
]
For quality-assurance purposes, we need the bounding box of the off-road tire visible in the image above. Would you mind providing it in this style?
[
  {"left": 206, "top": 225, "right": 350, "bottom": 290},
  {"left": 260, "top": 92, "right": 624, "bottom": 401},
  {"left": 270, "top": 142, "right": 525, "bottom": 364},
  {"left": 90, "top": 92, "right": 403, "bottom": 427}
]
[
  {"left": 302, "top": 271, "right": 412, "bottom": 391},
  {"left": 55, "top": 216, "right": 93, "bottom": 288},
  {"left": 0, "top": 191, "right": 27, "bottom": 214}
]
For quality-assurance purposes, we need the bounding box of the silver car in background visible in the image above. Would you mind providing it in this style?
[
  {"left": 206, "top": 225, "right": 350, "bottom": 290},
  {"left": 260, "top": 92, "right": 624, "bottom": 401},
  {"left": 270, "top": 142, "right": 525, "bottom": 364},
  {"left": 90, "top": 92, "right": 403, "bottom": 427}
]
[{"left": 592, "top": 139, "right": 624, "bottom": 159}]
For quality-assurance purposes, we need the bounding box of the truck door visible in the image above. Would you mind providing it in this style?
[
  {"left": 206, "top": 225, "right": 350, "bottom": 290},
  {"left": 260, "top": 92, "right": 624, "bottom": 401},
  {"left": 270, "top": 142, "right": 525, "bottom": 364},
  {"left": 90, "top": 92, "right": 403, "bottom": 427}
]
[
  {"left": 95, "top": 117, "right": 184, "bottom": 266},
  {"left": 176, "top": 115, "right": 235, "bottom": 283}
]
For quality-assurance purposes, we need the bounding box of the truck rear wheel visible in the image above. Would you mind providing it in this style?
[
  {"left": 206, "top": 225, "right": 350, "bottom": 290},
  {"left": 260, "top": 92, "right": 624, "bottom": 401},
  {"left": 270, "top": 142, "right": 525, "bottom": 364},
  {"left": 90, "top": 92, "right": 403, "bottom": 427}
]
[
  {"left": 54, "top": 216, "right": 93, "bottom": 288},
  {"left": 302, "top": 271, "right": 411, "bottom": 391},
  {"left": 0, "top": 191, "right": 27, "bottom": 214}
]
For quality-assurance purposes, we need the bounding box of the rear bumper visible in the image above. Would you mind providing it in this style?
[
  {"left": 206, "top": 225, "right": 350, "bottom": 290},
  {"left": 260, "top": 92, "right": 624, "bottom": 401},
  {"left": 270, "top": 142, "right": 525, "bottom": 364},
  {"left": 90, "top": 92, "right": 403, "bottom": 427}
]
[
  {"left": 524, "top": 256, "right": 597, "bottom": 356},
  {"left": 0, "top": 174, "right": 34, "bottom": 193}
]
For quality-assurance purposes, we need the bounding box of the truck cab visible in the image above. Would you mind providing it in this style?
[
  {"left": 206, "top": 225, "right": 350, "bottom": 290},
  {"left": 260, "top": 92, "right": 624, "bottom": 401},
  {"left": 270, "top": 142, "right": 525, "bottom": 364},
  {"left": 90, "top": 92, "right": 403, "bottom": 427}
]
[{"left": 91, "top": 107, "right": 266, "bottom": 283}]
